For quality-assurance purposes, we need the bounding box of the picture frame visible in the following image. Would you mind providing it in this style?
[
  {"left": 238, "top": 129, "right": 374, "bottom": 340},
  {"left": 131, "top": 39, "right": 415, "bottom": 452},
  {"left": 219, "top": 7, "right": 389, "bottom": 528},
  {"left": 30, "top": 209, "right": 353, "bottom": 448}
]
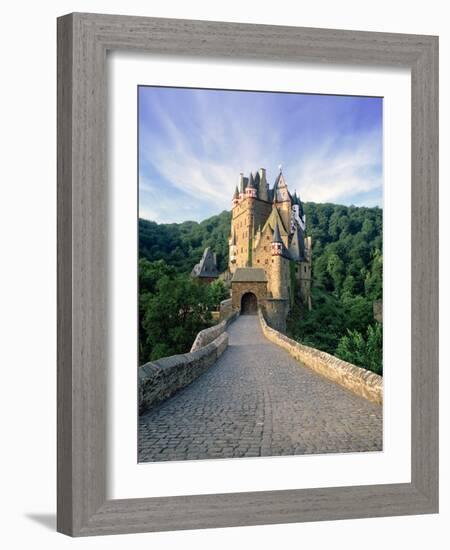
[{"left": 57, "top": 12, "right": 438, "bottom": 536}]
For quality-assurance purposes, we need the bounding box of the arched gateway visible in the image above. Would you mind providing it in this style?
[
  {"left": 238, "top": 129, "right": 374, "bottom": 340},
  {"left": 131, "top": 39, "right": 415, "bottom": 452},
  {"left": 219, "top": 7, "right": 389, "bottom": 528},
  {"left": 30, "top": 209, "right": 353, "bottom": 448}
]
[
  {"left": 240, "top": 292, "right": 258, "bottom": 315},
  {"left": 230, "top": 267, "right": 268, "bottom": 317}
]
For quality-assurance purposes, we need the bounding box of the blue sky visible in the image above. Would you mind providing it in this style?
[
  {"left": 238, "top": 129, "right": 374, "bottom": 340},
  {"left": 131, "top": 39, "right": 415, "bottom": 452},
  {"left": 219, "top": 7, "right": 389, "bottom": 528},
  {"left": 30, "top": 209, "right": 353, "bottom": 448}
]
[{"left": 139, "top": 86, "right": 382, "bottom": 223}]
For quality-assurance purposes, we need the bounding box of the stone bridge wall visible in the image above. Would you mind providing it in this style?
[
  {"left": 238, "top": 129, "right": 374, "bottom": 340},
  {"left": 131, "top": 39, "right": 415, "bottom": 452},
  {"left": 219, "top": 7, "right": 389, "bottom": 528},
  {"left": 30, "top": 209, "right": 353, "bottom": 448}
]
[
  {"left": 219, "top": 298, "right": 233, "bottom": 321},
  {"left": 139, "top": 332, "right": 229, "bottom": 414},
  {"left": 258, "top": 310, "right": 383, "bottom": 404},
  {"left": 190, "top": 311, "right": 238, "bottom": 352}
]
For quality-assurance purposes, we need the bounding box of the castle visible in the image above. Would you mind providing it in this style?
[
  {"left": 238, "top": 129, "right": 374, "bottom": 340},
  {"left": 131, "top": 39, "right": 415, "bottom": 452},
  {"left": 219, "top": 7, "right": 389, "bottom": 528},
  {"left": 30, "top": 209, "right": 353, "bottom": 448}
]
[{"left": 228, "top": 167, "right": 312, "bottom": 332}]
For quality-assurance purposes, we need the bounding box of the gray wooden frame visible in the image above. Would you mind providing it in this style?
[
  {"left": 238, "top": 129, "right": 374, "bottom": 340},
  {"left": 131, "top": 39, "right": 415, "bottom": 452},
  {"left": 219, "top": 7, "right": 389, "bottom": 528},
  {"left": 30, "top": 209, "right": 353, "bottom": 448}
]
[{"left": 57, "top": 12, "right": 438, "bottom": 537}]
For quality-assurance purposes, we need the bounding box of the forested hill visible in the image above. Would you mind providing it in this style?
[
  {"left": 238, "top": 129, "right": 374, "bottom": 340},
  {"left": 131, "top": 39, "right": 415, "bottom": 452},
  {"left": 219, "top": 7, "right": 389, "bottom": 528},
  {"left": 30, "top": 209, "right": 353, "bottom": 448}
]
[
  {"left": 302, "top": 202, "right": 382, "bottom": 298},
  {"left": 139, "top": 210, "right": 231, "bottom": 274}
]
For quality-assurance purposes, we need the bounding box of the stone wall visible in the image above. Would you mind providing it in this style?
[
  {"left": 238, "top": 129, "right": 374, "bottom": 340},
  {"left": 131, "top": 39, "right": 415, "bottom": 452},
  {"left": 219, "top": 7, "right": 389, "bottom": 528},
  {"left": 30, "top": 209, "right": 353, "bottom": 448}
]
[
  {"left": 258, "top": 310, "right": 383, "bottom": 404},
  {"left": 190, "top": 312, "right": 238, "bottom": 352},
  {"left": 219, "top": 298, "right": 233, "bottom": 321},
  {"left": 139, "top": 332, "right": 229, "bottom": 414},
  {"left": 264, "top": 298, "right": 289, "bottom": 333}
]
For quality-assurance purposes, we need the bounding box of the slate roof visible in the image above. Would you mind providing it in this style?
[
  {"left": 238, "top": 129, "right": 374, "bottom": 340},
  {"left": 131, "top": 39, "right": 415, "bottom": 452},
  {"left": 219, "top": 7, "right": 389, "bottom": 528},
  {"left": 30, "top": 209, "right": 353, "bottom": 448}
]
[
  {"left": 262, "top": 206, "right": 288, "bottom": 237},
  {"left": 272, "top": 221, "right": 282, "bottom": 243},
  {"left": 289, "top": 226, "right": 306, "bottom": 261},
  {"left": 232, "top": 267, "right": 268, "bottom": 283},
  {"left": 191, "top": 247, "right": 219, "bottom": 278}
]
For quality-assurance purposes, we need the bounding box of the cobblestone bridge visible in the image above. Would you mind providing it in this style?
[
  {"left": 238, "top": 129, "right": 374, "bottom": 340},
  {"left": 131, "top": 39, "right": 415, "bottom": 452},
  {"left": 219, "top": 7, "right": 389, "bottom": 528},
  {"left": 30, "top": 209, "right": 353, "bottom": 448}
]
[{"left": 139, "top": 315, "right": 382, "bottom": 462}]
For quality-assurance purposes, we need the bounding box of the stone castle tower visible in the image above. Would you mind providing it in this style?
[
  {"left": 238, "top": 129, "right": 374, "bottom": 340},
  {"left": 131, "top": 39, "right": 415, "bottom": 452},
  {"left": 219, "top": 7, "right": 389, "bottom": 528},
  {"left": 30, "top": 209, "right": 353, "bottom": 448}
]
[{"left": 229, "top": 167, "right": 312, "bottom": 332}]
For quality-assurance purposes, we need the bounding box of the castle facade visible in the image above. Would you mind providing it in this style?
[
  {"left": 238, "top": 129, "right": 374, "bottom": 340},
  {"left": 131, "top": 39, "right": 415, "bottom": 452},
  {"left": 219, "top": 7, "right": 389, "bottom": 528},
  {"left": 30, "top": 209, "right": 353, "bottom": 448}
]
[{"left": 229, "top": 167, "right": 312, "bottom": 331}]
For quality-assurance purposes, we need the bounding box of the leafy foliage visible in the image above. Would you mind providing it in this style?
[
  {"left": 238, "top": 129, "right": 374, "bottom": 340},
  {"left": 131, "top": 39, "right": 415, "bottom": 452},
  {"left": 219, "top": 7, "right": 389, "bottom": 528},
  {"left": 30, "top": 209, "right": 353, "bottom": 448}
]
[
  {"left": 286, "top": 202, "right": 383, "bottom": 374},
  {"left": 207, "top": 279, "right": 229, "bottom": 311},
  {"left": 139, "top": 258, "right": 230, "bottom": 363},
  {"left": 139, "top": 211, "right": 231, "bottom": 274},
  {"left": 336, "top": 324, "right": 383, "bottom": 375}
]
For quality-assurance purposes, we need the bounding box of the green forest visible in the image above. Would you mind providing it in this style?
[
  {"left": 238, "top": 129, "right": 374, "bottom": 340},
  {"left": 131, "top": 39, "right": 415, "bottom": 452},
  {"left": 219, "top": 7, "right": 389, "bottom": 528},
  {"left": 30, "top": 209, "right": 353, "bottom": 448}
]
[
  {"left": 139, "top": 203, "right": 383, "bottom": 374},
  {"left": 287, "top": 202, "right": 383, "bottom": 374}
]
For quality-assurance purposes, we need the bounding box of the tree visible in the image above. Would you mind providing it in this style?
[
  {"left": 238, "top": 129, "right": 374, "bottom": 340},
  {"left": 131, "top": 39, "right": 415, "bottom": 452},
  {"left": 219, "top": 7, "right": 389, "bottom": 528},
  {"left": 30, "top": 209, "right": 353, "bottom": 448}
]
[
  {"left": 327, "top": 253, "right": 345, "bottom": 294},
  {"left": 336, "top": 323, "right": 382, "bottom": 375},
  {"left": 139, "top": 259, "right": 215, "bottom": 363},
  {"left": 207, "top": 279, "right": 229, "bottom": 310}
]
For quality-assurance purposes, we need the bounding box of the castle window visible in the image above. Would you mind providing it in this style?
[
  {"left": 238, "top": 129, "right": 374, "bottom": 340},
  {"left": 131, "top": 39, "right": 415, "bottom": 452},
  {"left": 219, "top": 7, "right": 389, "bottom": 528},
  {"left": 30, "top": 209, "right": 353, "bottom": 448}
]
[
  {"left": 257, "top": 259, "right": 260, "bottom": 263},
  {"left": 265, "top": 259, "right": 268, "bottom": 265},
  {"left": 304, "top": 266, "right": 307, "bottom": 273},
  {"left": 272, "top": 259, "right": 274, "bottom": 263},
  {"left": 266, "top": 236, "right": 270, "bottom": 240}
]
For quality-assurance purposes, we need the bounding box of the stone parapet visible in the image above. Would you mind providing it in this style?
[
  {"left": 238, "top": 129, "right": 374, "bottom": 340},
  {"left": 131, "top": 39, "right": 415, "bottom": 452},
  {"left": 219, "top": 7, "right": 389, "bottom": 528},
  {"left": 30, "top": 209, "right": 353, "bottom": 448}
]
[
  {"left": 190, "top": 311, "right": 238, "bottom": 352},
  {"left": 258, "top": 310, "right": 383, "bottom": 404},
  {"left": 219, "top": 298, "right": 233, "bottom": 321},
  {"left": 139, "top": 332, "right": 229, "bottom": 414}
]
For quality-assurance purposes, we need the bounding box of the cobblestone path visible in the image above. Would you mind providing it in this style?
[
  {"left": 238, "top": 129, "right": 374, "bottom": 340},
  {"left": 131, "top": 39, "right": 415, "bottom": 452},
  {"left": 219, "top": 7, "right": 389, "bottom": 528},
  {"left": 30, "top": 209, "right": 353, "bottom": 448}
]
[{"left": 139, "top": 315, "right": 382, "bottom": 462}]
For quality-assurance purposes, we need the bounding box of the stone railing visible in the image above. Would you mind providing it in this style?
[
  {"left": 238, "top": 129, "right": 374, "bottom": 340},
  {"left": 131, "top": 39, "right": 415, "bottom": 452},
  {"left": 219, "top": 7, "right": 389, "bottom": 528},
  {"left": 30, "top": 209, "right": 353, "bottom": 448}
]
[
  {"left": 139, "top": 332, "right": 228, "bottom": 414},
  {"left": 190, "top": 311, "right": 238, "bottom": 352},
  {"left": 219, "top": 297, "right": 233, "bottom": 321},
  {"left": 258, "top": 310, "right": 382, "bottom": 404}
]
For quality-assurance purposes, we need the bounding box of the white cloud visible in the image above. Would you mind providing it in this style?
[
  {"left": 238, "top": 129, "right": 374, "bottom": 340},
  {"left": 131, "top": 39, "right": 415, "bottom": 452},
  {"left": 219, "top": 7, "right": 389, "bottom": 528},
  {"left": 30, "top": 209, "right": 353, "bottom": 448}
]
[{"left": 287, "top": 130, "right": 382, "bottom": 205}]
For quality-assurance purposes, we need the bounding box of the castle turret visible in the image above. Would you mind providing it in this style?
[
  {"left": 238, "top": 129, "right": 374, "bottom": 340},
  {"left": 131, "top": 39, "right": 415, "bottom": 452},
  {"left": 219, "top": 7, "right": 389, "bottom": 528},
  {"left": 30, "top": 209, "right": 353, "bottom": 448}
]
[
  {"left": 232, "top": 186, "right": 239, "bottom": 208},
  {"left": 271, "top": 221, "right": 282, "bottom": 252},
  {"left": 245, "top": 172, "right": 257, "bottom": 199},
  {"left": 271, "top": 222, "right": 283, "bottom": 299}
]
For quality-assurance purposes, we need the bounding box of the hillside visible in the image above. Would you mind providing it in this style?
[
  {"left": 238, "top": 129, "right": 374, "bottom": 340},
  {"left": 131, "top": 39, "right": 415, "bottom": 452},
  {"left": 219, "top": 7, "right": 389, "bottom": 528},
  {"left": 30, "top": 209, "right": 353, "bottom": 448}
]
[{"left": 139, "top": 211, "right": 231, "bottom": 274}]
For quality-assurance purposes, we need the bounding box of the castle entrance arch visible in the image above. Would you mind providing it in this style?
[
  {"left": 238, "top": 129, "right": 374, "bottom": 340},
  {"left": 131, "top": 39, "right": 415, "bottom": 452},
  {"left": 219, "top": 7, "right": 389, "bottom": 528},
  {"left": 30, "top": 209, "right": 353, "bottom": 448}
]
[{"left": 241, "top": 292, "right": 258, "bottom": 315}]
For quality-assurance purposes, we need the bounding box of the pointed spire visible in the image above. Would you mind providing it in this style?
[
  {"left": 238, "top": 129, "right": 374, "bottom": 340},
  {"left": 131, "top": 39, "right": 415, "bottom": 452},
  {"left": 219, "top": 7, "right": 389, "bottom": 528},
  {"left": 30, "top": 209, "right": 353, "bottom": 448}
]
[
  {"left": 272, "top": 221, "right": 282, "bottom": 243},
  {"left": 239, "top": 172, "right": 245, "bottom": 194},
  {"left": 248, "top": 172, "right": 255, "bottom": 188},
  {"left": 233, "top": 186, "right": 239, "bottom": 199}
]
